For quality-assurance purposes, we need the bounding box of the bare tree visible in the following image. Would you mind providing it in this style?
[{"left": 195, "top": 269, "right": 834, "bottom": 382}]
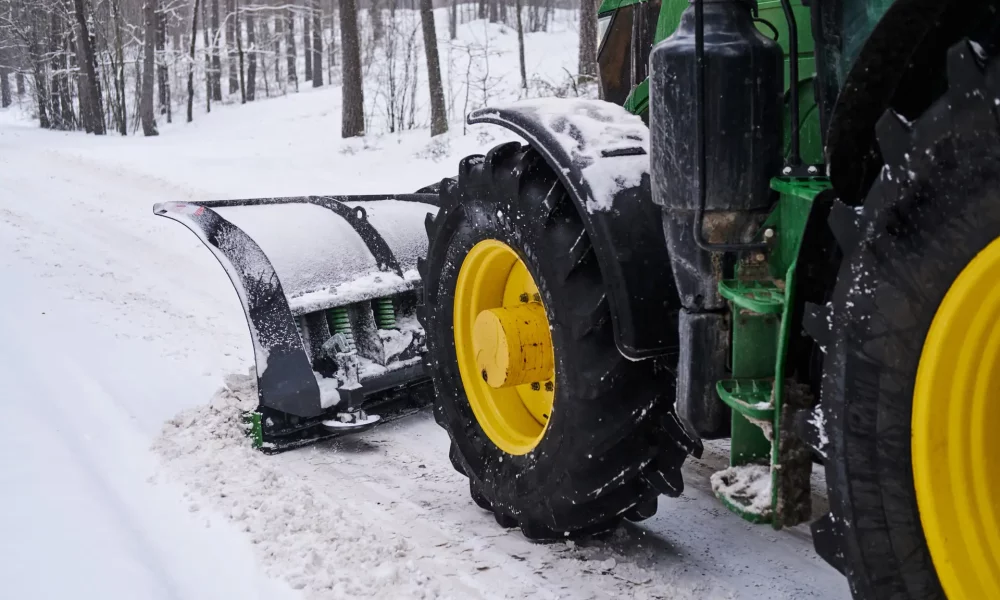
[
  {"left": 303, "top": 5, "right": 311, "bottom": 80},
  {"left": 369, "top": 0, "right": 383, "bottom": 41},
  {"left": 140, "top": 0, "right": 159, "bottom": 134},
  {"left": 0, "top": 43, "right": 10, "bottom": 108},
  {"left": 202, "top": 0, "right": 212, "bottom": 110},
  {"left": 418, "top": 0, "right": 446, "bottom": 135},
  {"left": 272, "top": 12, "right": 281, "bottom": 86},
  {"left": 578, "top": 0, "right": 596, "bottom": 80},
  {"left": 156, "top": 4, "right": 170, "bottom": 121},
  {"left": 73, "top": 0, "right": 105, "bottom": 133},
  {"left": 236, "top": 0, "right": 245, "bottom": 101},
  {"left": 311, "top": 0, "right": 322, "bottom": 86},
  {"left": 516, "top": 0, "right": 526, "bottom": 89},
  {"left": 448, "top": 0, "right": 456, "bottom": 40},
  {"left": 338, "top": 0, "right": 362, "bottom": 137},
  {"left": 227, "top": 0, "right": 238, "bottom": 93},
  {"left": 210, "top": 0, "right": 222, "bottom": 100},
  {"left": 285, "top": 6, "right": 297, "bottom": 89},
  {"left": 245, "top": 6, "right": 255, "bottom": 100},
  {"left": 187, "top": 0, "right": 200, "bottom": 121}
]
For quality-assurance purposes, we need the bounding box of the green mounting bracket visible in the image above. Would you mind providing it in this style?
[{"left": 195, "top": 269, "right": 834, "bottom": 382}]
[
  {"left": 718, "top": 280, "right": 785, "bottom": 314},
  {"left": 246, "top": 411, "right": 264, "bottom": 450}
]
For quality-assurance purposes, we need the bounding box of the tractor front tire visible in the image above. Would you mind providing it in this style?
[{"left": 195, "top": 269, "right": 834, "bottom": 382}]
[
  {"left": 418, "top": 142, "right": 687, "bottom": 539},
  {"left": 818, "top": 39, "right": 1000, "bottom": 600}
]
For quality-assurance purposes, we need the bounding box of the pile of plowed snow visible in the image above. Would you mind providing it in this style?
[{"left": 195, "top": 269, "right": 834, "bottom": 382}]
[{"left": 153, "top": 373, "right": 441, "bottom": 599}]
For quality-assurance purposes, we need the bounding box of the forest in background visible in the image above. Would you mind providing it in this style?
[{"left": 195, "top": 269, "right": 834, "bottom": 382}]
[{"left": 0, "top": 0, "right": 598, "bottom": 138}]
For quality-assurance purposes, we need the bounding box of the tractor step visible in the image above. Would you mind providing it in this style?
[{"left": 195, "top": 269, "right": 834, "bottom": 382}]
[
  {"left": 716, "top": 379, "right": 775, "bottom": 420},
  {"left": 718, "top": 280, "right": 785, "bottom": 314}
]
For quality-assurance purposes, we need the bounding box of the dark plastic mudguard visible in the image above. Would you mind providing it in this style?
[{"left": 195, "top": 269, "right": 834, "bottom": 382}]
[{"left": 468, "top": 100, "right": 679, "bottom": 359}]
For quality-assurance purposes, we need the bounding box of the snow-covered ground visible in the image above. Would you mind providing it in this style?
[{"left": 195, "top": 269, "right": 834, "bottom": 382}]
[{"left": 0, "top": 14, "right": 848, "bottom": 600}]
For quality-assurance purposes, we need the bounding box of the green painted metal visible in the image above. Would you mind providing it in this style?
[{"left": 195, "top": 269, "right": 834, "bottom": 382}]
[
  {"left": 623, "top": 79, "right": 649, "bottom": 116},
  {"left": 597, "top": 0, "right": 648, "bottom": 15},
  {"left": 715, "top": 176, "right": 831, "bottom": 525},
  {"left": 718, "top": 280, "right": 785, "bottom": 314},
  {"left": 654, "top": 0, "right": 688, "bottom": 45},
  {"left": 247, "top": 411, "right": 264, "bottom": 449},
  {"left": 327, "top": 306, "right": 356, "bottom": 350},
  {"left": 716, "top": 379, "right": 776, "bottom": 420},
  {"left": 374, "top": 297, "right": 397, "bottom": 329}
]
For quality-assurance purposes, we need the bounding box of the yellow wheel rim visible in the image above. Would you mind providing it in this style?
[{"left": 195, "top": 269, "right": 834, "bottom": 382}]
[
  {"left": 914, "top": 236, "right": 1000, "bottom": 599},
  {"left": 454, "top": 240, "right": 556, "bottom": 455}
]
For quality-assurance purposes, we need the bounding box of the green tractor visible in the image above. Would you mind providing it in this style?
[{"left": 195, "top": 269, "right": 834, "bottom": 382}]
[{"left": 158, "top": 0, "right": 1000, "bottom": 598}]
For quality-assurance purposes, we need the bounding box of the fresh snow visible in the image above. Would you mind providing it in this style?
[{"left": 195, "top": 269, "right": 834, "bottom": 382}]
[
  {"left": 710, "top": 465, "right": 773, "bottom": 518},
  {"left": 0, "top": 9, "right": 846, "bottom": 600}
]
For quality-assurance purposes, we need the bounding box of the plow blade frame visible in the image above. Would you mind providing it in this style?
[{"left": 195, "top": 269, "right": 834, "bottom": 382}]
[{"left": 154, "top": 194, "right": 438, "bottom": 423}]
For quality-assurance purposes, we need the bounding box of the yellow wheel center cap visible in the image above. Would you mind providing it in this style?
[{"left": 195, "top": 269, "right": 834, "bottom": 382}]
[{"left": 473, "top": 305, "right": 554, "bottom": 388}]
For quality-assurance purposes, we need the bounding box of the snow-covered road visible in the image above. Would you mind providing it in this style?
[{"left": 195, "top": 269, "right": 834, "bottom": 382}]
[{"left": 0, "top": 93, "right": 848, "bottom": 599}]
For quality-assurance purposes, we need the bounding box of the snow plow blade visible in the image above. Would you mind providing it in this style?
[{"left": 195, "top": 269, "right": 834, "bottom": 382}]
[{"left": 154, "top": 195, "right": 438, "bottom": 452}]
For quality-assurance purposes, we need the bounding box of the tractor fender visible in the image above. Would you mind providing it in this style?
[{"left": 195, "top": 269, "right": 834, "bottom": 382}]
[{"left": 467, "top": 98, "right": 679, "bottom": 360}]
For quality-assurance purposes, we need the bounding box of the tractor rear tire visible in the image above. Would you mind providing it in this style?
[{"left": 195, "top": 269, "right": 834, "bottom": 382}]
[
  {"left": 418, "top": 142, "right": 687, "bottom": 539},
  {"left": 818, "top": 40, "right": 1000, "bottom": 600}
]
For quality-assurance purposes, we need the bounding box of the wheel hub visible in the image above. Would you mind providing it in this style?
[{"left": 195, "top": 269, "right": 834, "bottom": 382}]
[
  {"left": 913, "top": 236, "right": 1000, "bottom": 599},
  {"left": 473, "top": 304, "right": 554, "bottom": 389},
  {"left": 454, "top": 239, "right": 556, "bottom": 455}
]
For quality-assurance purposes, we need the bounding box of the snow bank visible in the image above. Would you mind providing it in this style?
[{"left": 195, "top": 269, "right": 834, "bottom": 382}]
[{"left": 152, "top": 378, "right": 441, "bottom": 600}]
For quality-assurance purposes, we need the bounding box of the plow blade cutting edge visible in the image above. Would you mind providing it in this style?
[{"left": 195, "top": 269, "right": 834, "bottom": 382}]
[{"left": 154, "top": 194, "right": 439, "bottom": 452}]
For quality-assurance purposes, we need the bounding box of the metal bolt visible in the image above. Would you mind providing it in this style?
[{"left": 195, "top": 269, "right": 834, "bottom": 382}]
[
  {"left": 481, "top": 369, "right": 488, "bottom": 382},
  {"left": 782, "top": 166, "right": 792, "bottom": 175},
  {"left": 519, "top": 293, "right": 529, "bottom": 303},
  {"left": 763, "top": 228, "right": 775, "bottom": 240},
  {"left": 533, "top": 293, "right": 541, "bottom": 303},
  {"left": 544, "top": 381, "right": 554, "bottom": 392},
  {"left": 755, "top": 253, "right": 767, "bottom": 262},
  {"left": 807, "top": 165, "right": 818, "bottom": 175},
  {"left": 531, "top": 382, "right": 540, "bottom": 391}
]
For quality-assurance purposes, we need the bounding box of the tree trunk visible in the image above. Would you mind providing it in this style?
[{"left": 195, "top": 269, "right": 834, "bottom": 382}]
[
  {"left": 47, "top": 13, "right": 65, "bottom": 130},
  {"left": 311, "top": 0, "right": 323, "bottom": 87},
  {"left": 370, "top": 0, "right": 383, "bottom": 42},
  {"left": 419, "top": 0, "right": 447, "bottom": 135},
  {"left": 304, "top": 8, "right": 312, "bottom": 81},
  {"left": 187, "top": 0, "right": 200, "bottom": 121},
  {"left": 211, "top": 0, "right": 223, "bottom": 100},
  {"left": 577, "top": 0, "right": 597, "bottom": 79},
  {"left": 202, "top": 0, "right": 212, "bottom": 111},
  {"left": 73, "top": 0, "right": 106, "bottom": 134},
  {"left": 285, "top": 7, "right": 298, "bottom": 90},
  {"left": 246, "top": 9, "right": 256, "bottom": 100},
  {"left": 448, "top": 0, "right": 456, "bottom": 40},
  {"left": 236, "top": 0, "right": 246, "bottom": 102},
  {"left": 488, "top": 0, "right": 497, "bottom": 22},
  {"left": 227, "top": 0, "right": 238, "bottom": 93},
  {"left": 338, "top": 0, "right": 363, "bottom": 138},
  {"left": 273, "top": 14, "right": 282, "bottom": 86},
  {"left": 478, "top": 0, "right": 485, "bottom": 19},
  {"left": 111, "top": 0, "right": 127, "bottom": 134},
  {"left": 0, "top": 45, "right": 10, "bottom": 107},
  {"left": 156, "top": 4, "right": 170, "bottom": 122},
  {"left": 499, "top": 0, "right": 506, "bottom": 25},
  {"left": 516, "top": 0, "right": 526, "bottom": 89},
  {"left": 141, "top": 0, "right": 159, "bottom": 135}
]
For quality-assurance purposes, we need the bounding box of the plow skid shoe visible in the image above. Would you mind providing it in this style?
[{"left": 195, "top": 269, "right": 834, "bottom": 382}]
[{"left": 154, "top": 195, "right": 439, "bottom": 450}]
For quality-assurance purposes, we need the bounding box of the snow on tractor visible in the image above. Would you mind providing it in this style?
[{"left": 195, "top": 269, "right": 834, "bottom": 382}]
[{"left": 155, "top": 0, "right": 1000, "bottom": 598}]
